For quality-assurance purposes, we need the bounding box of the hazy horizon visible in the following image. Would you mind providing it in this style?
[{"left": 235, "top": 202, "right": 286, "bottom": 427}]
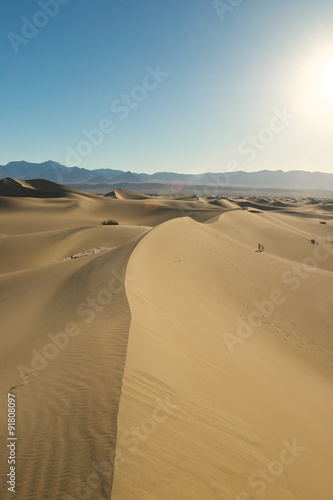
[{"left": 1, "top": 159, "right": 333, "bottom": 177}]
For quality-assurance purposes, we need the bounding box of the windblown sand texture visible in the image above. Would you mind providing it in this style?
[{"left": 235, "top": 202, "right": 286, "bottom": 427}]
[{"left": 0, "top": 179, "right": 332, "bottom": 499}]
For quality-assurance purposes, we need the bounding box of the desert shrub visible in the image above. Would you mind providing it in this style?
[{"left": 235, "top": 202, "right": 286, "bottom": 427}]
[
  {"left": 320, "top": 221, "right": 327, "bottom": 224},
  {"left": 102, "top": 219, "right": 119, "bottom": 225}
]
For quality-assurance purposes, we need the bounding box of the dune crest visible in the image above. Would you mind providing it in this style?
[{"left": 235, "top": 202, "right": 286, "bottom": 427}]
[{"left": 111, "top": 189, "right": 155, "bottom": 200}]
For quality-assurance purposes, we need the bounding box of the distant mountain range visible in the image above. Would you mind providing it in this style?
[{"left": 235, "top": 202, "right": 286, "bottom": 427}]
[{"left": 0, "top": 161, "right": 333, "bottom": 193}]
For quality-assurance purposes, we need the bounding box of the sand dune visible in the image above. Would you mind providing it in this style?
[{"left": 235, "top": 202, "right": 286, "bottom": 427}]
[
  {"left": 0, "top": 230, "right": 148, "bottom": 499},
  {"left": 0, "top": 225, "right": 149, "bottom": 274},
  {"left": 0, "top": 181, "right": 332, "bottom": 499},
  {"left": 172, "top": 194, "right": 199, "bottom": 201},
  {"left": 208, "top": 210, "right": 333, "bottom": 271},
  {"left": 208, "top": 198, "right": 240, "bottom": 210},
  {"left": 111, "top": 217, "right": 333, "bottom": 500},
  {"left": 111, "top": 188, "right": 155, "bottom": 200},
  {"left": 0, "top": 181, "right": 225, "bottom": 236},
  {"left": 0, "top": 177, "right": 94, "bottom": 198}
]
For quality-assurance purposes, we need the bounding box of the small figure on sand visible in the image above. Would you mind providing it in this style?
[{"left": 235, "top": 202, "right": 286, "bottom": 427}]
[
  {"left": 258, "top": 243, "right": 261, "bottom": 252},
  {"left": 261, "top": 243, "right": 264, "bottom": 252}
]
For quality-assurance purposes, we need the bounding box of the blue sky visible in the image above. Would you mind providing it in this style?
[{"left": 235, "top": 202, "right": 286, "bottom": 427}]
[{"left": 1, "top": 0, "right": 333, "bottom": 174}]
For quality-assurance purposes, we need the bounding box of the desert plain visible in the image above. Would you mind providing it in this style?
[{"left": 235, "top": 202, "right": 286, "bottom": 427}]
[{"left": 0, "top": 177, "right": 333, "bottom": 499}]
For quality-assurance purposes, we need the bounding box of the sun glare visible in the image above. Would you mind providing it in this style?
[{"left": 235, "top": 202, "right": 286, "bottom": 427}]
[
  {"left": 322, "top": 58, "right": 333, "bottom": 99},
  {"left": 298, "top": 51, "right": 333, "bottom": 120}
]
